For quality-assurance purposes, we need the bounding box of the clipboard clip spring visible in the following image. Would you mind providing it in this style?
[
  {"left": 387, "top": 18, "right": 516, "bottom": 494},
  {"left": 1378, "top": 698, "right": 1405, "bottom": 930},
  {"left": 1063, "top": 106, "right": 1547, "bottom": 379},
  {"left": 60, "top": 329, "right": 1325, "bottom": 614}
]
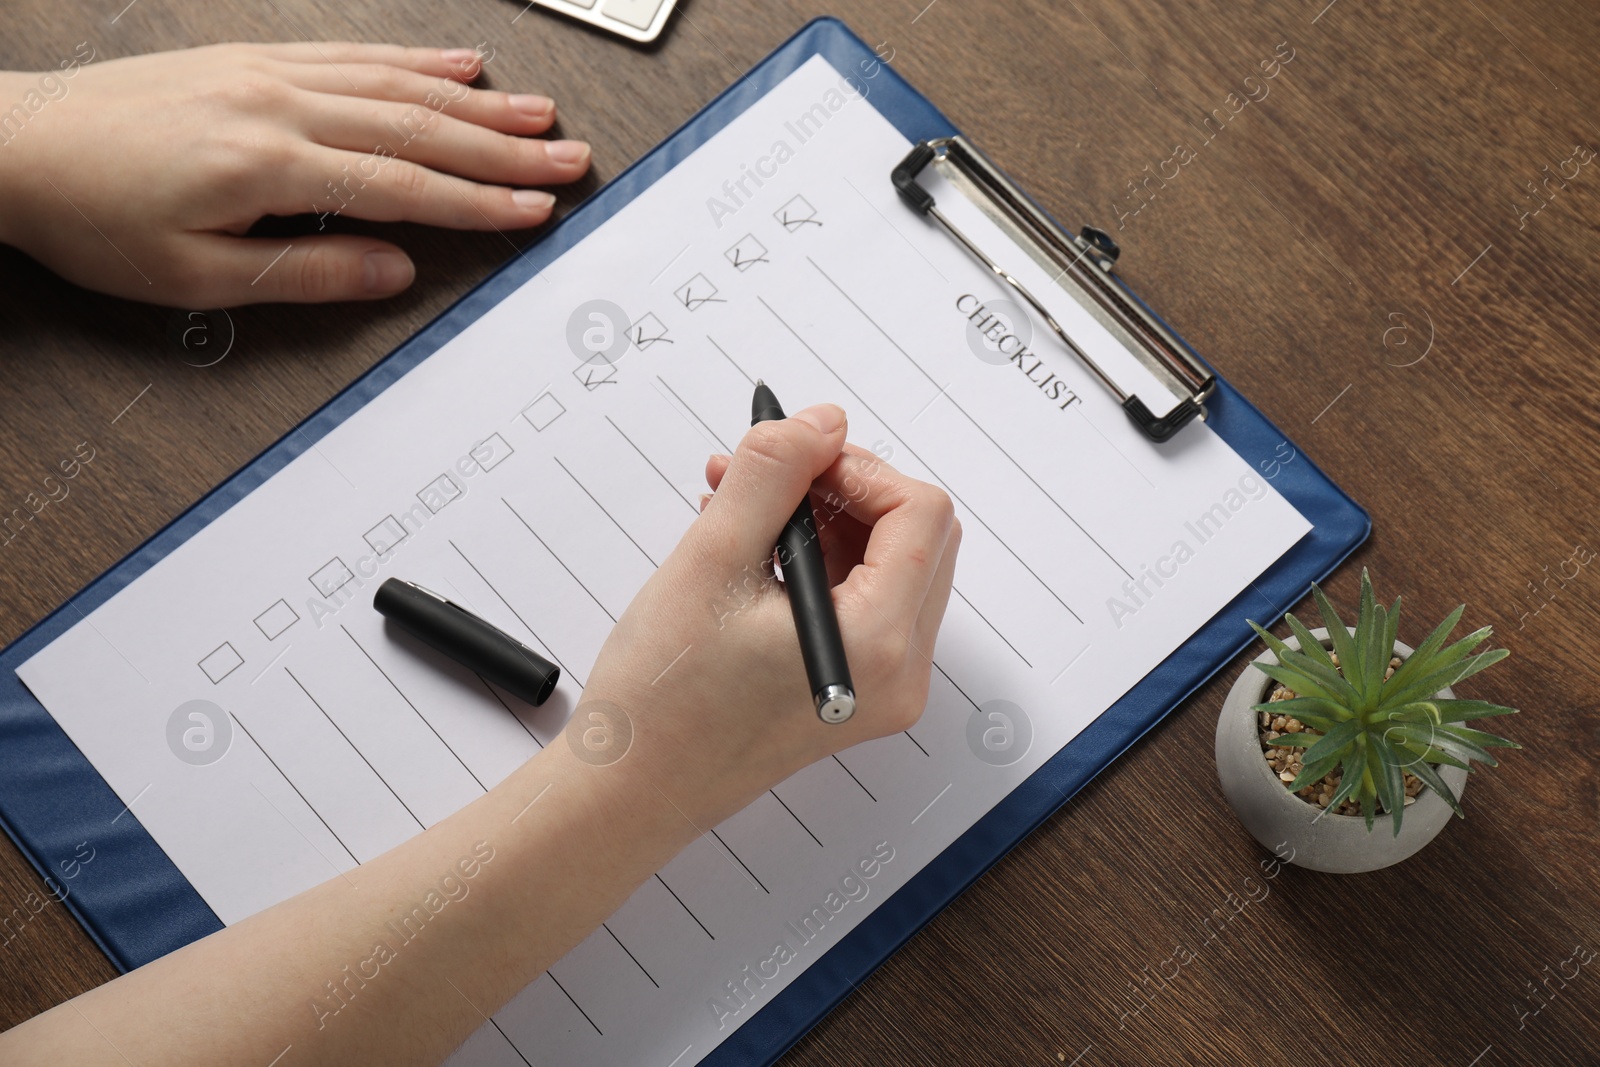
[{"left": 892, "top": 137, "right": 1215, "bottom": 442}]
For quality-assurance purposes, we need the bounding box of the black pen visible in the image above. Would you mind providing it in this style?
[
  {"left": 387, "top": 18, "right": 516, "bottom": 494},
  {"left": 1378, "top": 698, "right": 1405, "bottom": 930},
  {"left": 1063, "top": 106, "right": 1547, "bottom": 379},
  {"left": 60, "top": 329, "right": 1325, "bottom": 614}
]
[
  {"left": 373, "top": 578, "right": 560, "bottom": 706},
  {"left": 751, "top": 381, "right": 856, "bottom": 724}
]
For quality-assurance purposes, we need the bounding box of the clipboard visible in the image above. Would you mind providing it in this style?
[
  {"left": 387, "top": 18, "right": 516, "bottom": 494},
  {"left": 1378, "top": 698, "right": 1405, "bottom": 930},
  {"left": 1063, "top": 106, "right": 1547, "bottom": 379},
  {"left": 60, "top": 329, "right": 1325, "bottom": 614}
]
[{"left": 0, "top": 17, "right": 1368, "bottom": 1066}]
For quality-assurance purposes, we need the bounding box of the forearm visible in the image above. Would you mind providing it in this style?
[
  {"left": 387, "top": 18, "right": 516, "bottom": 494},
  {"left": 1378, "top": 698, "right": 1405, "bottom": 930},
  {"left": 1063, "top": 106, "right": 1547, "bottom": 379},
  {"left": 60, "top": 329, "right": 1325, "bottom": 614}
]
[{"left": 0, "top": 740, "right": 699, "bottom": 1065}]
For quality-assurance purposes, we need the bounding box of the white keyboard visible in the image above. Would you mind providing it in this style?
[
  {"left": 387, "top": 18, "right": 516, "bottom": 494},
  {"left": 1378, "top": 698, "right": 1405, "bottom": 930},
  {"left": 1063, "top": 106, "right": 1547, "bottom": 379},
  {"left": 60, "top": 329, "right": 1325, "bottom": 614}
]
[{"left": 516, "top": 0, "right": 678, "bottom": 43}]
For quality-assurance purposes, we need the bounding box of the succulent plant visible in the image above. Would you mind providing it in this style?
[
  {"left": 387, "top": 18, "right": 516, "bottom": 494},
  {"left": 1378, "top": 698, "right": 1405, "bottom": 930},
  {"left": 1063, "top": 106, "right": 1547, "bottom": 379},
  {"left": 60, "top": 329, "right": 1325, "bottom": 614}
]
[{"left": 1248, "top": 569, "right": 1519, "bottom": 835}]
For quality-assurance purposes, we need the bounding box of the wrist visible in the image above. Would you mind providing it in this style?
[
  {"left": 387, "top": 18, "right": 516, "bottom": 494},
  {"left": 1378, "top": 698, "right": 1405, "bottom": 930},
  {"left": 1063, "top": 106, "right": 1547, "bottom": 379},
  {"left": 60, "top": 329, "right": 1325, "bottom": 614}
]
[
  {"left": 503, "top": 730, "right": 705, "bottom": 870},
  {"left": 564, "top": 682, "right": 802, "bottom": 834}
]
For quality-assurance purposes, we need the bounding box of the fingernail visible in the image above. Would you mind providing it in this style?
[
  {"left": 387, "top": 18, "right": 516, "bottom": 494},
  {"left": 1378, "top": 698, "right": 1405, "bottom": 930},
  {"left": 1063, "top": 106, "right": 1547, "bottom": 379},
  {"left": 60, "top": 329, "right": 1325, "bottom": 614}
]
[
  {"left": 441, "top": 48, "right": 479, "bottom": 66},
  {"left": 547, "top": 140, "right": 590, "bottom": 166},
  {"left": 512, "top": 189, "right": 556, "bottom": 212},
  {"left": 509, "top": 94, "right": 554, "bottom": 118},
  {"left": 362, "top": 250, "right": 414, "bottom": 294},
  {"left": 793, "top": 403, "right": 845, "bottom": 434},
  {"left": 698, "top": 493, "right": 713, "bottom": 512}
]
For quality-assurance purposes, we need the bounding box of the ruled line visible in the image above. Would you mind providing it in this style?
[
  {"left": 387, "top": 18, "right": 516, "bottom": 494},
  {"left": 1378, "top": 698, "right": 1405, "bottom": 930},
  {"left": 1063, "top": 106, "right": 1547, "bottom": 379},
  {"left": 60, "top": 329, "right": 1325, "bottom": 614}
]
[
  {"left": 603, "top": 923, "right": 659, "bottom": 988},
  {"left": 1051, "top": 643, "right": 1093, "bottom": 686},
  {"left": 770, "top": 789, "right": 823, "bottom": 847},
  {"left": 707, "top": 335, "right": 754, "bottom": 384},
  {"left": 650, "top": 242, "right": 691, "bottom": 284},
  {"left": 934, "top": 661, "right": 981, "bottom": 713},
  {"left": 655, "top": 873, "right": 714, "bottom": 939},
  {"left": 547, "top": 971, "right": 602, "bottom": 1035},
  {"left": 449, "top": 539, "right": 584, "bottom": 689},
  {"left": 840, "top": 173, "right": 949, "bottom": 282},
  {"left": 759, "top": 295, "right": 1084, "bottom": 624},
  {"left": 653, "top": 786, "right": 770, "bottom": 895},
  {"left": 503, "top": 498, "right": 618, "bottom": 623},
  {"left": 490, "top": 1022, "right": 533, "bottom": 1067},
  {"left": 229, "top": 711, "right": 359, "bottom": 865},
  {"left": 904, "top": 730, "right": 930, "bottom": 757},
  {"left": 480, "top": 676, "right": 544, "bottom": 748},
  {"left": 833, "top": 754, "right": 877, "bottom": 802},
  {"left": 912, "top": 782, "right": 953, "bottom": 825},
  {"left": 109, "top": 783, "right": 151, "bottom": 825},
  {"left": 1071, "top": 403, "right": 1154, "bottom": 488},
  {"left": 512, "top": 783, "right": 552, "bottom": 824},
  {"left": 952, "top": 585, "right": 1033, "bottom": 668},
  {"left": 553, "top": 455, "right": 658, "bottom": 567},
  {"left": 709, "top": 829, "right": 769, "bottom": 894},
  {"left": 285, "top": 667, "right": 426, "bottom": 830},
  {"left": 606, "top": 414, "right": 697, "bottom": 512},
  {"left": 250, "top": 644, "right": 293, "bottom": 685},
  {"left": 654, "top": 375, "right": 733, "bottom": 452},
  {"left": 342, "top": 625, "right": 488, "bottom": 792},
  {"left": 245, "top": 775, "right": 359, "bottom": 888},
  {"left": 444, "top": 977, "right": 534, "bottom": 1067}
]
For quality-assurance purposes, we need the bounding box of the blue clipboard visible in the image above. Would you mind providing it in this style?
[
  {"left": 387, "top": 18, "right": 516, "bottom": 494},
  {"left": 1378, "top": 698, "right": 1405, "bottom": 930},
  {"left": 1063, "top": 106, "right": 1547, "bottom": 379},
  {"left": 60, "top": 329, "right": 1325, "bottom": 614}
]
[{"left": 0, "top": 17, "right": 1367, "bottom": 1065}]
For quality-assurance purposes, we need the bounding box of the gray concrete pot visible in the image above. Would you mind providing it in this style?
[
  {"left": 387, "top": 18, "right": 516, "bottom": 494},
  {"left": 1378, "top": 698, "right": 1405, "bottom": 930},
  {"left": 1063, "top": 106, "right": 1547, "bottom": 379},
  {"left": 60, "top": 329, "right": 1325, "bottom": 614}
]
[{"left": 1215, "top": 626, "right": 1467, "bottom": 874}]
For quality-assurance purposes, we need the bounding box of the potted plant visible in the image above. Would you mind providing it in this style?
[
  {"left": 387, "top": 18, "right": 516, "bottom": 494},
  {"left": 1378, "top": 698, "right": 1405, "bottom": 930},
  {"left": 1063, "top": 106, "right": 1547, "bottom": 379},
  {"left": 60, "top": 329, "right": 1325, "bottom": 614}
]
[{"left": 1215, "top": 570, "right": 1519, "bottom": 873}]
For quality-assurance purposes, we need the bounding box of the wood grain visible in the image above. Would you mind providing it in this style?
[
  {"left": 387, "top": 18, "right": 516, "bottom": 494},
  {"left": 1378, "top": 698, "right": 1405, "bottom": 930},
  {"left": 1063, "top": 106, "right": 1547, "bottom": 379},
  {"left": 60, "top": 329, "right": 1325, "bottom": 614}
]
[{"left": 3, "top": 0, "right": 1598, "bottom": 1063}]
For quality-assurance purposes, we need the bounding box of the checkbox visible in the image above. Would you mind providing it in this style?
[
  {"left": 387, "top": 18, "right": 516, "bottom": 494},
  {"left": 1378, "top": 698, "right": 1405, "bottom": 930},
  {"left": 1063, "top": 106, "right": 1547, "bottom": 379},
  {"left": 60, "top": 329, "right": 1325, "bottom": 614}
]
[
  {"left": 628, "top": 312, "right": 672, "bottom": 352},
  {"left": 725, "top": 234, "right": 769, "bottom": 271},
  {"left": 310, "top": 557, "right": 355, "bottom": 598},
  {"left": 471, "top": 432, "right": 514, "bottom": 471},
  {"left": 254, "top": 599, "right": 298, "bottom": 641},
  {"left": 775, "top": 194, "right": 821, "bottom": 231},
  {"left": 523, "top": 391, "right": 566, "bottom": 432},
  {"left": 199, "top": 642, "right": 243, "bottom": 685},
  {"left": 417, "top": 473, "right": 461, "bottom": 514},
  {"left": 364, "top": 515, "right": 407, "bottom": 556},
  {"left": 572, "top": 354, "right": 620, "bottom": 390},
  {"left": 674, "top": 273, "right": 725, "bottom": 311}
]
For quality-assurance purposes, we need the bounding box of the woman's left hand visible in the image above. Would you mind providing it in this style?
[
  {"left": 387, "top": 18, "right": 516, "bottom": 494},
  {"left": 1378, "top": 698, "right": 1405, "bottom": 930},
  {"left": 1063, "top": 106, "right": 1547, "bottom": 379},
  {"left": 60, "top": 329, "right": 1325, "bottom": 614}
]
[{"left": 0, "top": 42, "right": 589, "bottom": 306}]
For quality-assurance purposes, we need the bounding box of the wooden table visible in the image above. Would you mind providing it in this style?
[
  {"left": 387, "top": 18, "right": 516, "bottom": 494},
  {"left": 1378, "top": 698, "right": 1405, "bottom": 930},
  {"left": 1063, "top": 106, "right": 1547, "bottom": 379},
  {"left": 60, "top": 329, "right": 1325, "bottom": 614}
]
[{"left": 4, "top": 1, "right": 1597, "bottom": 1063}]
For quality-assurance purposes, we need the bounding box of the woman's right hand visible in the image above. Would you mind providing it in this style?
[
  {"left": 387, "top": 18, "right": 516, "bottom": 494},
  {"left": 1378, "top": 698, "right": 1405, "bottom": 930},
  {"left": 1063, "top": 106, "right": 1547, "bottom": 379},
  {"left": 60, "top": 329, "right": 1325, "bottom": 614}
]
[{"left": 566, "top": 403, "right": 961, "bottom": 832}]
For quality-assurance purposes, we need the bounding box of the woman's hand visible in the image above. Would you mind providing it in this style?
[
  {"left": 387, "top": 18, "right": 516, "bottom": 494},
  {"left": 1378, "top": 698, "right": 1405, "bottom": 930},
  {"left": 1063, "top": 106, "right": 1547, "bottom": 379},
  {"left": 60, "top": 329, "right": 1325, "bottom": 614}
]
[
  {"left": 0, "top": 404, "right": 962, "bottom": 1066},
  {"left": 0, "top": 42, "right": 589, "bottom": 306},
  {"left": 571, "top": 403, "right": 962, "bottom": 831}
]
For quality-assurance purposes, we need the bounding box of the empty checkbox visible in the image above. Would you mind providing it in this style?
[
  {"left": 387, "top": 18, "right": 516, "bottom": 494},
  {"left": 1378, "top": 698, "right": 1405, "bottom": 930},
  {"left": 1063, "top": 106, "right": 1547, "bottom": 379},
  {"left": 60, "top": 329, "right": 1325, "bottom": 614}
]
[
  {"left": 199, "top": 642, "right": 243, "bottom": 684},
  {"left": 523, "top": 391, "right": 566, "bottom": 432},
  {"left": 253, "top": 599, "right": 298, "bottom": 641},
  {"left": 364, "top": 515, "right": 407, "bottom": 556},
  {"left": 417, "top": 473, "right": 461, "bottom": 514},
  {"left": 471, "top": 432, "right": 514, "bottom": 471},
  {"left": 310, "top": 558, "right": 355, "bottom": 598}
]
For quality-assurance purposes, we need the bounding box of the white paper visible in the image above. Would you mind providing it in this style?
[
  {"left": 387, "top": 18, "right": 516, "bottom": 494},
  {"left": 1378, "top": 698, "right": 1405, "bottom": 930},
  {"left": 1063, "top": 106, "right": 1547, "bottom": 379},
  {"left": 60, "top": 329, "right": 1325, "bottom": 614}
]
[{"left": 17, "top": 55, "right": 1309, "bottom": 1066}]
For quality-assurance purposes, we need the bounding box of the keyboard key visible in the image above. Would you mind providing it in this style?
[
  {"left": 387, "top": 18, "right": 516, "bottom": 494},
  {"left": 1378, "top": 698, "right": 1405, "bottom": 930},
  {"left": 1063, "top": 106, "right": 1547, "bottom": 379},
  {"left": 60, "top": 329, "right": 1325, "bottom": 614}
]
[{"left": 602, "top": 0, "right": 664, "bottom": 29}]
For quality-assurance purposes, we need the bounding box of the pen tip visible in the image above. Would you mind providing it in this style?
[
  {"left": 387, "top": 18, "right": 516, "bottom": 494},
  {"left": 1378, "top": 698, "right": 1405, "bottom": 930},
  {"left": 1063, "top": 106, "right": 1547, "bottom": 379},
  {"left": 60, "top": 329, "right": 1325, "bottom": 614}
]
[
  {"left": 755, "top": 378, "right": 764, "bottom": 386},
  {"left": 750, "top": 379, "right": 782, "bottom": 424}
]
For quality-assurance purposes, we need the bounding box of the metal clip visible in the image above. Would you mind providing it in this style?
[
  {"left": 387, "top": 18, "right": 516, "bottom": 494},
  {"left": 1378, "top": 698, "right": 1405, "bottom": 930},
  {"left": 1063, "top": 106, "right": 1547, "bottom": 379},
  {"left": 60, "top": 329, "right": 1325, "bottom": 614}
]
[{"left": 892, "top": 136, "right": 1214, "bottom": 442}]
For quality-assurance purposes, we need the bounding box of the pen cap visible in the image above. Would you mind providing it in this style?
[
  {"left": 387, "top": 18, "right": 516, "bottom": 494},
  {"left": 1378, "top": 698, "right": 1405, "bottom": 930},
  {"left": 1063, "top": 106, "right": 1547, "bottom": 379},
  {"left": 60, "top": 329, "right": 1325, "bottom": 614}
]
[{"left": 373, "top": 579, "right": 560, "bottom": 706}]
